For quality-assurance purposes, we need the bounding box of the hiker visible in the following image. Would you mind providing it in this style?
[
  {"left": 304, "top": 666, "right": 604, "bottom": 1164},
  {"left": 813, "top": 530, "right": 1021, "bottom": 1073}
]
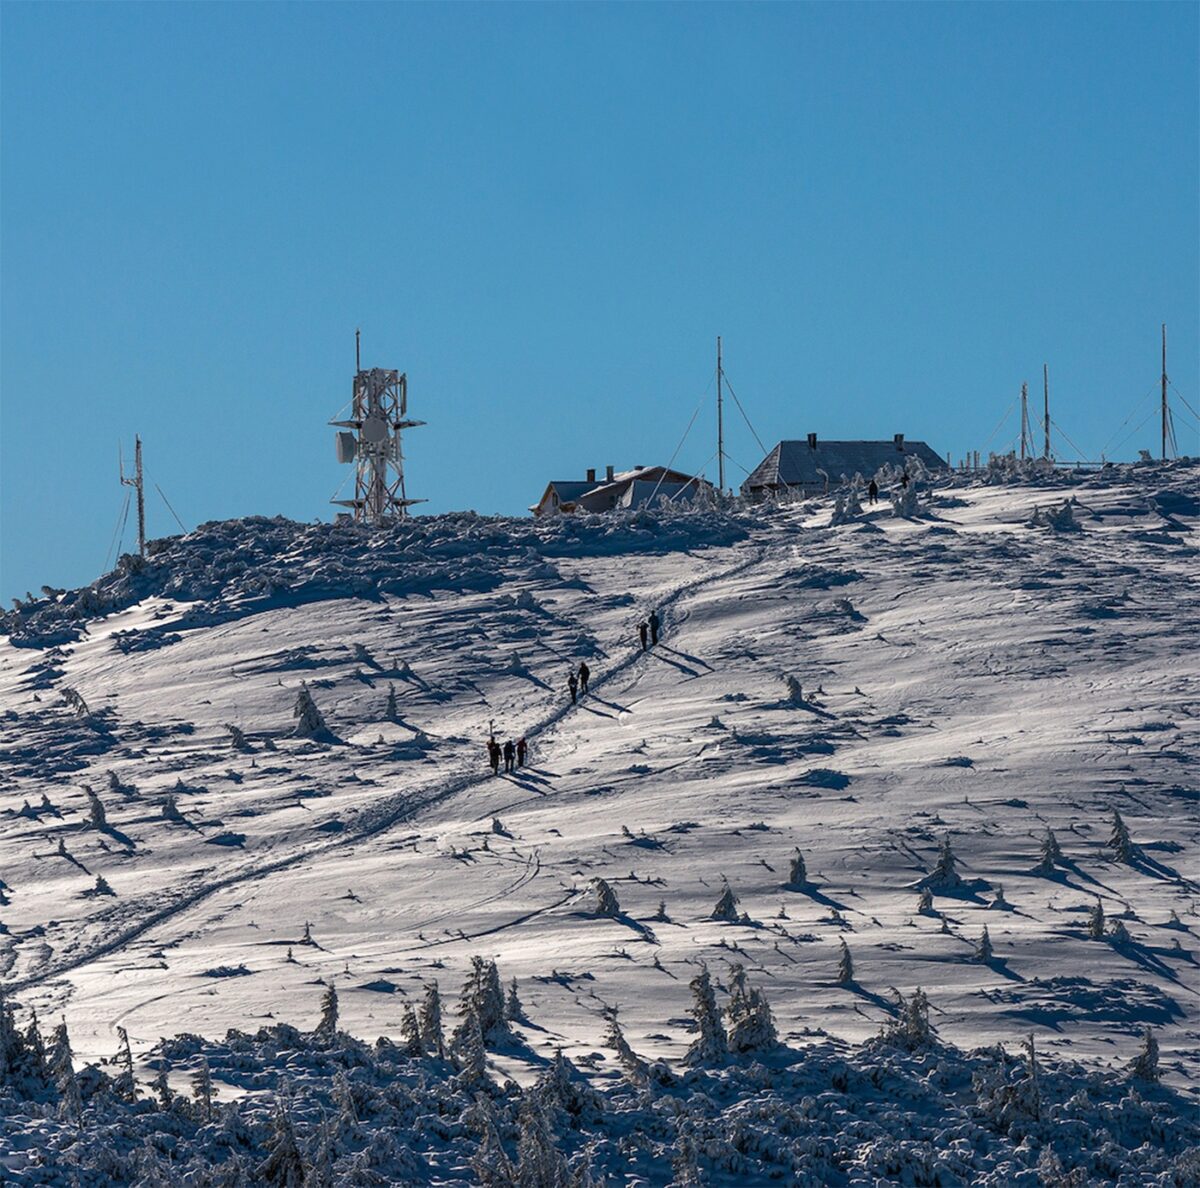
[
  {"left": 900, "top": 471, "right": 910, "bottom": 489},
  {"left": 486, "top": 738, "right": 500, "bottom": 776},
  {"left": 578, "top": 661, "right": 590, "bottom": 694},
  {"left": 568, "top": 672, "right": 578, "bottom": 704},
  {"left": 648, "top": 609, "right": 660, "bottom": 646},
  {"left": 503, "top": 739, "right": 515, "bottom": 774},
  {"left": 867, "top": 479, "right": 879, "bottom": 504},
  {"left": 516, "top": 736, "right": 528, "bottom": 766},
  {"left": 638, "top": 622, "right": 649, "bottom": 651}
]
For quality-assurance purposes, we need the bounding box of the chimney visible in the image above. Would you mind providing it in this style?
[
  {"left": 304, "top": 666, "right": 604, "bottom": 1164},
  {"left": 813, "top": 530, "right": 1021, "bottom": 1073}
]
[
  {"left": 894, "top": 433, "right": 905, "bottom": 451},
  {"left": 605, "top": 464, "right": 614, "bottom": 482},
  {"left": 807, "top": 432, "right": 817, "bottom": 450},
  {"left": 586, "top": 468, "right": 596, "bottom": 483}
]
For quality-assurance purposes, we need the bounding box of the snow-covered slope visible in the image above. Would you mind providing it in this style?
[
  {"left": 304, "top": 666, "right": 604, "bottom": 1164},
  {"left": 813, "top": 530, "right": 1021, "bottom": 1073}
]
[{"left": 1, "top": 462, "right": 1197, "bottom": 1183}]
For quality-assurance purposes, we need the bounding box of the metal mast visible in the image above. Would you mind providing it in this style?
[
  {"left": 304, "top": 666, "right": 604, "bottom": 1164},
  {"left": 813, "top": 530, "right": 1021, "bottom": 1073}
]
[
  {"left": 331, "top": 333, "right": 426, "bottom": 525},
  {"left": 1020, "top": 382, "right": 1029, "bottom": 460},
  {"left": 1042, "top": 364, "right": 1051, "bottom": 460},
  {"left": 1161, "top": 323, "right": 1169, "bottom": 460},
  {"left": 120, "top": 435, "right": 146, "bottom": 557},
  {"left": 716, "top": 336, "right": 725, "bottom": 494}
]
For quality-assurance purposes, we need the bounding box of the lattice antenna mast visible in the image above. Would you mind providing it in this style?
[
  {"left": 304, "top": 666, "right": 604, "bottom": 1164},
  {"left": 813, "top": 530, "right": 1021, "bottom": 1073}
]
[
  {"left": 1042, "top": 364, "right": 1051, "bottom": 460},
  {"left": 716, "top": 335, "right": 725, "bottom": 494},
  {"left": 1019, "top": 382, "right": 1030, "bottom": 461},
  {"left": 119, "top": 435, "right": 146, "bottom": 557},
  {"left": 1161, "top": 323, "right": 1169, "bottom": 461},
  {"left": 331, "top": 331, "right": 426, "bottom": 525}
]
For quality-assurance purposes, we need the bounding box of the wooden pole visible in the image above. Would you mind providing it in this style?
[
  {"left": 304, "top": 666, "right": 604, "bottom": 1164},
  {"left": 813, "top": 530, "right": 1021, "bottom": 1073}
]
[
  {"left": 1043, "top": 364, "right": 1050, "bottom": 460},
  {"left": 1162, "top": 323, "right": 1168, "bottom": 460},
  {"left": 716, "top": 336, "right": 725, "bottom": 494}
]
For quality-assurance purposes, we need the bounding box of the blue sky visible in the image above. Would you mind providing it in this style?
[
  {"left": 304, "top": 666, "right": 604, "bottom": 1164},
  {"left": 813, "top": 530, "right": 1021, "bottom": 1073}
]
[{"left": 2, "top": 2, "right": 1197, "bottom": 603}]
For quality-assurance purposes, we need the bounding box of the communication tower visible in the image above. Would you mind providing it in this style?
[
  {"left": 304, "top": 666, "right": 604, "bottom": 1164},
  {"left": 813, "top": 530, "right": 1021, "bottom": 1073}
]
[{"left": 330, "top": 331, "right": 425, "bottom": 524}]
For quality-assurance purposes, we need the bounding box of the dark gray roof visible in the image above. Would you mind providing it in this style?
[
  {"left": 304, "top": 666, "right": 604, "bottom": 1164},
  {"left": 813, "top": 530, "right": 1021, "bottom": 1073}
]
[{"left": 742, "top": 439, "right": 948, "bottom": 492}]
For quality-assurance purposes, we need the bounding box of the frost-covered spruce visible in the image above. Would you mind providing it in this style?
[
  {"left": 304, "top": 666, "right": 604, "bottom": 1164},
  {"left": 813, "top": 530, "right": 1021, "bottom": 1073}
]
[
  {"left": 837, "top": 939, "right": 854, "bottom": 985},
  {"left": 1128, "top": 1027, "right": 1160, "bottom": 1082},
  {"left": 989, "top": 885, "right": 1010, "bottom": 910},
  {"left": 917, "top": 887, "right": 935, "bottom": 915},
  {"left": 258, "top": 1098, "right": 306, "bottom": 1186},
  {"left": 504, "top": 978, "right": 524, "bottom": 1023},
  {"left": 317, "top": 983, "right": 338, "bottom": 1036},
  {"left": 113, "top": 1025, "right": 137, "bottom": 1102},
  {"left": 50, "top": 1022, "right": 82, "bottom": 1124},
  {"left": 590, "top": 877, "right": 620, "bottom": 917},
  {"left": 84, "top": 785, "right": 107, "bottom": 830},
  {"left": 190, "top": 1055, "right": 214, "bottom": 1121},
  {"left": 925, "top": 834, "right": 963, "bottom": 889},
  {"left": 420, "top": 981, "right": 445, "bottom": 1058},
  {"left": 1109, "top": 809, "right": 1136, "bottom": 863},
  {"left": 1087, "top": 901, "right": 1106, "bottom": 940},
  {"left": 725, "top": 964, "right": 778, "bottom": 1054},
  {"left": 225, "top": 723, "right": 251, "bottom": 752},
  {"left": 710, "top": 880, "right": 740, "bottom": 923},
  {"left": 467, "top": 1093, "right": 513, "bottom": 1185},
  {"left": 653, "top": 899, "right": 669, "bottom": 923},
  {"left": 684, "top": 965, "right": 727, "bottom": 1065},
  {"left": 880, "top": 988, "right": 933, "bottom": 1051},
  {"left": 454, "top": 1008, "right": 489, "bottom": 1085},
  {"left": 787, "top": 847, "right": 809, "bottom": 888},
  {"left": 515, "top": 1094, "right": 568, "bottom": 1187},
  {"left": 602, "top": 1009, "right": 646, "bottom": 1083},
  {"left": 975, "top": 925, "right": 994, "bottom": 962},
  {"left": 400, "top": 1005, "right": 423, "bottom": 1056},
  {"left": 1108, "top": 918, "right": 1132, "bottom": 945},
  {"left": 1037, "top": 828, "right": 1063, "bottom": 873},
  {"left": 291, "top": 682, "right": 330, "bottom": 740},
  {"left": 107, "top": 769, "right": 134, "bottom": 797},
  {"left": 784, "top": 674, "right": 804, "bottom": 704},
  {"left": 384, "top": 683, "right": 398, "bottom": 721},
  {"left": 455, "top": 955, "right": 508, "bottom": 1044},
  {"left": 91, "top": 874, "right": 115, "bottom": 896},
  {"left": 161, "top": 794, "right": 184, "bottom": 823},
  {"left": 153, "top": 1063, "right": 173, "bottom": 1111}
]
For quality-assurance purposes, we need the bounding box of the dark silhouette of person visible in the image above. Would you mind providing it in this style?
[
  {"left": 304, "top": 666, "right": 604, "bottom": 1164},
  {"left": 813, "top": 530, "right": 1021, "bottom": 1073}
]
[
  {"left": 486, "top": 737, "right": 500, "bottom": 776},
  {"left": 868, "top": 479, "right": 879, "bottom": 504},
  {"left": 638, "top": 622, "right": 649, "bottom": 651},
  {"left": 648, "top": 610, "right": 660, "bottom": 646},
  {"left": 503, "top": 739, "right": 515, "bottom": 773},
  {"left": 900, "top": 471, "right": 910, "bottom": 489},
  {"left": 568, "top": 672, "right": 578, "bottom": 704},
  {"left": 578, "top": 661, "right": 590, "bottom": 694},
  {"left": 516, "top": 737, "right": 528, "bottom": 766}
]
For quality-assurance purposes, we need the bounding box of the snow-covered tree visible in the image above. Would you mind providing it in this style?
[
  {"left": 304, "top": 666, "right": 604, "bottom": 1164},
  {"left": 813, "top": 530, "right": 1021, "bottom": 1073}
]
[
  {"left": 258, "top": 1098, "right": 306, "bottom": 1186},
  {"left": 671, "top": 1120, "right": 702, "bottom": 1186},
  {"left": 292, "top": 683, "right": 330, "bottom": 740},
  {"left": 590, "top": 877, "right": 620, "bottom": 917},
  {"left": 837, "top": 939, "right": 854, "bottom": 985},
  {"left": 920, "top": 834, "right": 963, "bottom": 890},
  {"left": 114, "top": 1025, "right": 137, "bottom": 1102},
  {"left": 455, "top": 956, "right": 508, "bottom": 1044},
  {"left": 602, "top": 1009, "right": 645, "bottom": 1083},
  {"left": 22, "top": 1010, "right": 47, "bottom": 1085},
  {"left": 400, "top": 1005, "right": 423, "bottom": 1057},
  {"left": 710, "top": 880, "right": 740, "bottom": 923},
  {"left": 91, "top": 874, "right": 115, "bottom": 896},
  {"left": 975, "top": 926, "right": 994, "bottom": 962},
  {"left": 684, "top": 966, "right": 727, "bottom": 1065},
  {"left": 384, "top": 684, "right": 398, "bottom": 720},
  {"left": 881, "top": 988, "right": 933, "bottom": 1051},
  {"left": 317, "top": 984, "right": 338, "bottom": 1037},
  {"left": 917, "top": 887, "right": 935, "bottom": 915},
  {"left": 1109, "top": 918, "right": 1132, "bottom": 945},
  {"left": 50, "top": 1022, "right": 82, "bottom": 1124},
  {"left": 467, "top": 1093, "right": 514, "bottom": 1186},
  {"left": 154, "top": 1063, "right": 174, "bottom": 1111},
  {"left": 653, "top": 899, "right": 669, "bottom": 923},
  {"left": 162, "top": 794, "right": 184, "bottom": 823},
  {"left": 725, "top": 964, "right": 777, "bottom": 1055},
  {"left": 85, "top": 786, "right": 107, "bottom": 830},
  {"left": 420, "top": 981, "right": 445, "bottom": 1059},
  {"left": 225, "top": 723, "right": 251, "bottom": 752},
  {"left": 1087, "top": 901, "right": 1106, "bottom": 940},
  {"left": 455, "top": 1009, "right": 489, "bottom": 1085},
  {"left": 515, "top": 1094, "right": 568, "bottom": 1187},
  {"left": 784, "top": 674, "right": 804, "bottom": 704},
  {"left": 1109, "top": 810, "right": 1136, "bottom": 863},
  {"left": 1036, "top": 829, "right": 1063, "bottom": 873},
  {"left": 1128, "top": 1027, "right": 1159, "bottom": 1082},
  {"left": 191, "top": 1055, "right": 214, "bottom": 1121},
  {"left": 787, "top": 847, "right": 809, "bottom": 887},
  {"left": 989, "top": 885, "right": 1010, "bottom": 911},
  {"left": 504, "top": 978, "right": 523, "bottom": 1023}
]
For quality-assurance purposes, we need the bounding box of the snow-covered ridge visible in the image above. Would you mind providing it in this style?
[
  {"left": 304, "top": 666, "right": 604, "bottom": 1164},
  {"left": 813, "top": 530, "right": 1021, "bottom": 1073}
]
[{"left": 2, "top": 506, "right": 749, "bottom": 648}]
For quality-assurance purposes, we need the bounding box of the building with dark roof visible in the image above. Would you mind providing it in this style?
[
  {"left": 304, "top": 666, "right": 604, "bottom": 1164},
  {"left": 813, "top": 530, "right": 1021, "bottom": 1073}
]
[
  {"left": 741, "top": 434, "right": 948, "bottom": 500},
  {"left": 530, "top": 465, "right": 712, "bottom": 518}
]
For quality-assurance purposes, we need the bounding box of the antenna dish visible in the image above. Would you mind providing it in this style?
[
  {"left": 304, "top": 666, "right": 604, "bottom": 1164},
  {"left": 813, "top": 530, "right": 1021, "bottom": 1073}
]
[
  {"left": 361, "top": 413, "right": 388, "bottom": 444},
  {"left": 336, "top": 431, "right": 358, "bottom": 463}
]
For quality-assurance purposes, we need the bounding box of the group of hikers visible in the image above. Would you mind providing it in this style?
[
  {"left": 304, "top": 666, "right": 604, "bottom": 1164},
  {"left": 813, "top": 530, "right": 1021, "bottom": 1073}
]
[
  {"left": 866, "top": 472, "right": 908, "bottom": 505},
  {"left": 483, "top": 608, "right": 664, "bottom": 775}
]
